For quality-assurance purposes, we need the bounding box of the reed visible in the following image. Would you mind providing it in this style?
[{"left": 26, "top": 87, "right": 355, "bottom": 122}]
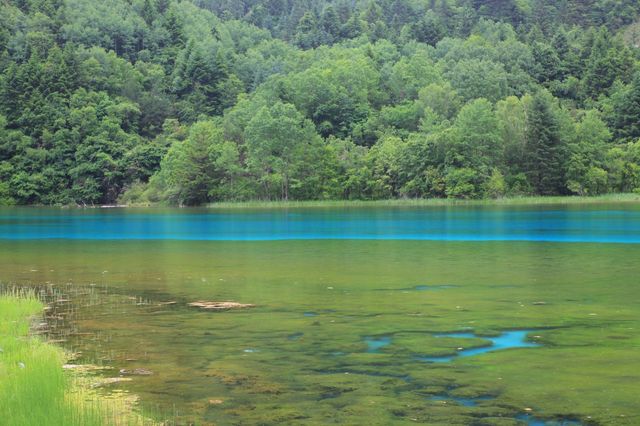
[
  {"left": 202, "top": 193, "right": 640, "bottom": 209},
  {"left": 0, "top": 292, "right": 154, "bottom": 426}
]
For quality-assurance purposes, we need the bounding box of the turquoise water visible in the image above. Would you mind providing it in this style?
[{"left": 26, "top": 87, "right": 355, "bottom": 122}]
[
  {"left": 419, "top": 330, "right": 541, "bottom": 362},
  {"left": 364, "top": 336, "right": 393, "bottom": 353},
  {"left": 1, "top": 205, "right": 640, "bottom": 242}
]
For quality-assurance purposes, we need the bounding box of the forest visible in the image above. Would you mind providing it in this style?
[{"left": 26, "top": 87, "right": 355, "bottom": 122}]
[{"left": 1, "top": 0, "right": 640, "bottom": 205}]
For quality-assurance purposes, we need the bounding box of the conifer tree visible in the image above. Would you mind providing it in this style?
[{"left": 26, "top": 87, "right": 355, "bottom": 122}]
[{"left": 524, "top": 92, "right": 566, "bottom": 195}]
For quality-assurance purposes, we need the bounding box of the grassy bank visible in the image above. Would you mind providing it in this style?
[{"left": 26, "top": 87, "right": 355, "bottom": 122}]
[
  {"left": 0, "top": 291, "right": 150, "bottom": 426},
  {"left": 199, "top": 193, "right": 640, "bottom": 209}
]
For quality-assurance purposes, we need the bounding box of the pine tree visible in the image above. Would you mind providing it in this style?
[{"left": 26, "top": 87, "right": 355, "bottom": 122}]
[
  {"left": 295, "top": 12, "right": 321, "bottom": 49},
  {"left": 164, "top": 8, "right": 185, "bottom": 48},
  {"left": 141, "top": 0, "right": 157, "bottom": 26},
  {"left": 524, "top": 93, "right": 566, "bottom": 195},
  {"left": 320, "top": 6, "right": 341, "bottom": 43},
  {"left": 613, "top": 72, "right": 640, "bottom": 141}
]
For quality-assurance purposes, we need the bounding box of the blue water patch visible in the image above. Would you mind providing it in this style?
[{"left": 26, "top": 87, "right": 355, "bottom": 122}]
[
  {"left": 419, "top": 330, "right": 540, "bottom": 362},
  {"left": 303, "top": 312, "right": 318, "bottom": 317},
  {"left": 515, "top": 413, "right": 581, "bottom": 426},
  {"left": 2, "top": 206, "right": 640, "bottom": 243},
  {"left": 364, "top": 336, "right": 392, "bottom": 353}
]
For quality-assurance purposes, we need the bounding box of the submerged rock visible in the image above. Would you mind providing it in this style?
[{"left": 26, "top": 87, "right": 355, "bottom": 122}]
[
  {"left": 188, "top": 301, "right": 256, "bottom": 310},
  {"left": 119, "top": 368, "right": 154, "bottom": 376}
]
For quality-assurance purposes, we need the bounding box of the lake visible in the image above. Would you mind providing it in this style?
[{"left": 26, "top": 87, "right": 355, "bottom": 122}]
[{"left": 1, "top": 204, "right": 639, "bottom": 425}]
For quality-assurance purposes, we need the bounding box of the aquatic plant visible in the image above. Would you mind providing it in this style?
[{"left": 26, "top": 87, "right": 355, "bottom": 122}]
[{"left": 0, "top": 292, "right": 154, "bottom": 426}]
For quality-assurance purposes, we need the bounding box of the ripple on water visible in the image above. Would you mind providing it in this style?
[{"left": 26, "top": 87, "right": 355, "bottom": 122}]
[{"left": 418, "top": 330, "right": 540, "bottom": 362}]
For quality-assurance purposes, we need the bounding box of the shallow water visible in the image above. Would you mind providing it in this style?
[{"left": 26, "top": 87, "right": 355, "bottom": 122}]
[
  {"left": 1, "top": 204, "right": 639, "bottom": 425},
  {"left": 419, "top": 330, "right": 541, "bottom": 362}
]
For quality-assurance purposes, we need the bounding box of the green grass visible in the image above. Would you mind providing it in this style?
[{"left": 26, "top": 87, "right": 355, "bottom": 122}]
[
  {"left": 0, "top": 290, "right": 153, "bottom": 426},
  {"left": 200, "top": 193, "right": 640, "bottom": 209}
]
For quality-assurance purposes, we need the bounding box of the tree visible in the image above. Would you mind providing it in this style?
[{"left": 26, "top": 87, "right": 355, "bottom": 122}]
[
  {"left": 524, "top": 92, "right": 566, "bottom": 195},
  {"left": 445, "top": 59, "right": 509, "bottom": 102},
  {"left": 406, "top": 11, "right": 445, "bottom": 46},
  {"left": 295, "top": 12, "right": 321, "bottom": 49},
  {"left": 612, "top": 72, "right": 640, "bottom": 141},
  {"left": 244, "top": 102, "right": 322, "bottom": 200}
]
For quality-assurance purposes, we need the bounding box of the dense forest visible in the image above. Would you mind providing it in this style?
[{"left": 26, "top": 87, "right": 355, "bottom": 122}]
[{"left": 1, "top": 0, "right": 640, "bottom": 205}]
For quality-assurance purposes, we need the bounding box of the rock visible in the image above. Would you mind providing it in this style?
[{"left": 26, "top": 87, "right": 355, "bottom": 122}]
[
  {"left": 188, "top": 301, "right": 256, "bottom": 311},
  {"left": 532, "top": 301, "right": 547, "bottom": 305},
  {"left": 119, "top": 368, "right": 153, "bottom": 376},
  {"left": 208, "top": 399, "right": 224, "bottom": 405}
]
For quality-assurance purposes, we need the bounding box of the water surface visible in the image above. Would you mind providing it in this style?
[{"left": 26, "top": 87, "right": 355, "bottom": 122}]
[
  {"left": 1, "top": 204, "right": 639, "bottom": 425},
  {"left": 2, "top": 204, "right": 640, "bottom": 242}
]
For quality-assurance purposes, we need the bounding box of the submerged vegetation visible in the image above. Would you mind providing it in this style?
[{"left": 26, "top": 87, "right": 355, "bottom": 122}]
[
  {"left": 1, "top": 1, "right": 640, "bottom": 205},
  {"left": 0, "top": 290, "right": 151, "bottom": 426},
  {"left": 3, "top": 234, "right": 640, "bottom": 424}
]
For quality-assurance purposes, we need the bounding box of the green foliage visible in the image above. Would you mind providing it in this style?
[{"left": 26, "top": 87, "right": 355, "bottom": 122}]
[
  {"left": 0, "top": 292, "right": 149, "bottom": 425},
  {"left": 1, "top": 0, "right": 640, "bottom": 205},
  {"left": 524, "top": 91, "right": 567, "bottom": 195}
]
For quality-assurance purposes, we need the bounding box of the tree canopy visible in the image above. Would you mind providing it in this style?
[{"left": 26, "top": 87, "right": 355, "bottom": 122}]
[{"left": 1, "top": 0, "right": 640, "bottom": 205}]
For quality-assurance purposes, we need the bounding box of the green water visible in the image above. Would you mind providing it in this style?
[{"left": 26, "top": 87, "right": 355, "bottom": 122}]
[{"left": 2, "top": 206, "right": 640, "bottom": 425}]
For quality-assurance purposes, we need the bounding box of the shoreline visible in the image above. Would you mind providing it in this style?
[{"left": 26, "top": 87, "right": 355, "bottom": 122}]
[
  {"left": 202, "top": 194, "right": 640, "bottom": 209},
  {"left": 0, "top": 291, "right": 152, "bottom": 425},
  {"left": 4, "top": 194, "right": 640, "bottom": 210}
]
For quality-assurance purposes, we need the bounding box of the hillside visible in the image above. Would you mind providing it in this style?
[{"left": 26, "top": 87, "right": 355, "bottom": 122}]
[{"left": 1, "top": 0, "right": 640, "bottom": 205}]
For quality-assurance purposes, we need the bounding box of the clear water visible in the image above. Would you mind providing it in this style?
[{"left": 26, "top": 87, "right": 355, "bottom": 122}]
[
  {"left": 419, "top": 330, "right": 541, "bottom": 362},
  {"left": 1, "top": 205, "right": 640, "bottom": 242},
  {"left": 364, "top": 336, "right": 392, "bottom": 353},
  {"left": 1, "top": 204, "right": 638, "bottom": 425}
]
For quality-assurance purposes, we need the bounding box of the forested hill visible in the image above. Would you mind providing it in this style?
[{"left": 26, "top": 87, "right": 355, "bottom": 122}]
[{"left": 1, "top": 1, "right": 640, "bottom": 205}]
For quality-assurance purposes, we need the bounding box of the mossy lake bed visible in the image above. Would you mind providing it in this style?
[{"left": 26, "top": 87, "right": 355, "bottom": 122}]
[{"left": 1, "top": 203, "right": 640, "bottom": 425}]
